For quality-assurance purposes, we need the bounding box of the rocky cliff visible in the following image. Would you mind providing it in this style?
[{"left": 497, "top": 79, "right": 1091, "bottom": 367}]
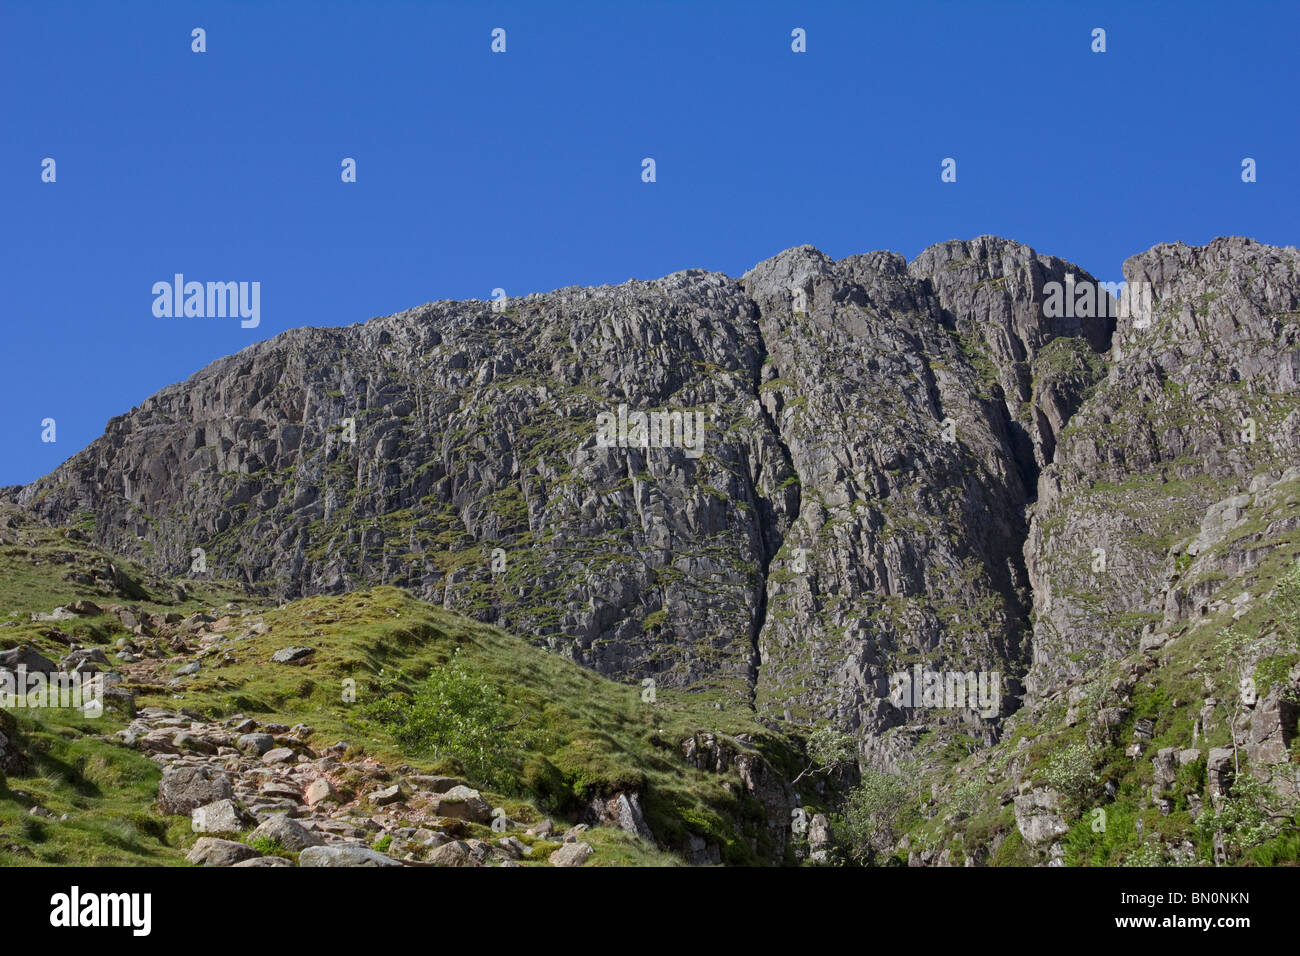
[{"left": 10, "top": 235, "right": 1299, "bottom": 774}]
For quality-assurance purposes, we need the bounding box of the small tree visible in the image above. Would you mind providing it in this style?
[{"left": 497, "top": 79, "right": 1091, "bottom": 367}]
[
  {"left": 1043, "top": 742, "right": 1096, "bottom": 813},
  {"left": 1195, "top": 774, "right": 1292, "bottom": 863},
  {"left": 834, "top": 768, "right": 916, "bottom": 864},
  {"left": 793, "top": 724, "right": 857, "bottom": 785},
  {"left": 1274, "top": 558, "right": 1300, "bottom": 644},
  {"left": 361, "top": 653, "right": 524, "bottom": 790}
]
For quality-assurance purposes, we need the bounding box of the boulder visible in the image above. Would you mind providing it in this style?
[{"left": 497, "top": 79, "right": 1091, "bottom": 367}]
[
  {"left": 304, "top": 777, "right": 338, "bottom": 806},
  {"left": 1012, "top": 788, "right": 1068, "bottom": 846},
  {"left": 549, "top": 842, "right": 594, "bottom": 867},
  {"left": 427, "top": 840, "right": 475, "bottom": 867},
  {"left": 497, "top": 836, "right": 532, "bottom": 859},
  {"left": 173, "top": 732, "right": 217, "bottom": 755},
  {"left": 0, "top": 645, "right": 57, "bottom": 675},
  {"left": 430, "top": 785, "right": 492, "bottom": 823},
  {"left": 236, "top": 733, "right": 276, "bottom": 756},
  {"left": 158, "top": 765, "right": 234, "bottom": 815},
  {"left": 250, "top": 814, "right": 322, "bottom": 852},
  {"left": 191, "top": 799, "right": 253, "bottom": 834},
  {"left": 186, "top": 837, "right": 261, "bottom": 866},
  {"left": 371, "top": 784, "right": 405, "bottom": 806},
  {"left": 61, "top": 647, "right": 111, "bottom": 670},
  {"left": 232, "top": 856, "right": 294, "bottom": 867},
  {"left": 407, "top": 775, "right": 467, "bottom": 793},
  {"left": 298, "top": 845, "right": 402, "bottom": 868}
]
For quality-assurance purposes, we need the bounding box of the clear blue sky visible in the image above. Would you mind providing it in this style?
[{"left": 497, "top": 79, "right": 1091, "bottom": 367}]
[{"left": 2, "top": 0, "right": 1296, "bottom": 486}]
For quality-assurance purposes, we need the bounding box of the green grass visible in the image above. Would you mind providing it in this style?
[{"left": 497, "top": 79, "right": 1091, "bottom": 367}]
[
  {"left": 48, "top": 586, "right": 800, "bottom": 865},
  {"left": 0, "top": 708, "right": 189, "bottom": 866},
  {"left": 0, "top": 501, "right": 806, "bottom": 866}
]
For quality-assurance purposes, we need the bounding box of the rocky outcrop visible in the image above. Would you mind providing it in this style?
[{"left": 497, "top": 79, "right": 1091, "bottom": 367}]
[{"left": 1025, "top": 238, "right": 1300, "bottom": 697}]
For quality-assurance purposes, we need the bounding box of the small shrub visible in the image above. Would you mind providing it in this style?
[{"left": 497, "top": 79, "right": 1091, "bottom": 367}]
[
  {"left": 833, "top": 769, "right": 916, "bottom": 865},
  {"left": 1042, "top": 742, "right": 1096, "bottom": 813},
  {"left": 360, "top": 652, "right": 526, "bottom": 791}
]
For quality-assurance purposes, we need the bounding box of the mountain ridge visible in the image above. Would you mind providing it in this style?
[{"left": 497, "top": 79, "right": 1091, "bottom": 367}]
[{"left": 8, "top": 235, "right": 1299, "bottom": 760}]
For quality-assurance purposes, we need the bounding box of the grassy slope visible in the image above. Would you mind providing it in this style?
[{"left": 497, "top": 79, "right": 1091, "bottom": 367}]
[{"left": 0, "top": 511, "right": 801, "bottom": 866}]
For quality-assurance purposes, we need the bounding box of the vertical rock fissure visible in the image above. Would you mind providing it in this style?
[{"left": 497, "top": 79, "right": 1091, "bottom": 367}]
[{"left": 745, "top": 300, "right": 801, "bottom": 709}]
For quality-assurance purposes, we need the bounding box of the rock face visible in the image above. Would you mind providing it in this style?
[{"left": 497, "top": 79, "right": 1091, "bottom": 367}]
[
  {"left": 1025, "top": 238, "right": 1300, "bottom": 697},
  {"left": 8, "top": 235, "right": 1298, "bottom": 767},
  {"left": 584, "top": 790, "right": 655, "bottom": 843}
]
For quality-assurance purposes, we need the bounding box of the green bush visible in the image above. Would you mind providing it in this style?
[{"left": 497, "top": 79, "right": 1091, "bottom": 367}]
[
  {"left": 360, "top": 652, "right": 525, "bottom": 791},
  {"left": 833, "top": 769, "right": 916, "bottom": 865},
  {"left": 1194, "top": 774, "right": 1287, "bottom": 863},
  {"left": 1275, "top": 558, "right": 1300, "bottom": 643},
  {"left": 1042, "top": 742, "right": 1096, "bottom": 814}
]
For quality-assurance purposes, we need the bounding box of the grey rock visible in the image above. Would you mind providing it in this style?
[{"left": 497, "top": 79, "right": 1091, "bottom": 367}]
[
  {"left": 548, "top": 842, "right": 594, "bottom": 867},
  {"left": 1013, "top": 788, "right": 1068, "bottom": 846},
  {"left": 497, "top": 836, "right": 531, "bottom": 859},
  {"left": 191, "top": 798, "right": 253, "bottom": 834},
  {"left": 304, "top": 777, "right": 338, "bottom": 806},
  {"left": 8, "top": 234, "right": 1299, "bottom": 855},
  {"left": 430, "top": 785, "right": 491, "bottom": 824},
  {"left": 370, "top": 784, "right": 405, "bottom": 806},
  {"left": 186, "top": 837, "right": 261, "bottom": 866},
  {"left": 585, "top": 790, "right": 655, "bottom": 843},
  {"left": 250, "top": 814, "right": 322, "bottom": 852},
  {"left": 406, "top": 775, "right": 466, "bottom": 793},
  {"left": 427, "top": 840, "right": 475, "bottom": 867},
  {"left": 172, "top": 732, "right": 217, "bottom": 755},
  {"left": 158, "top": 765, "right": 234, "bottom": 815},
  {"left": 236, "top": 733, "right": 276, "bottom": 756},
  {"left": 0, "top": 645, "right": 57, "bottom": 675},
  {"left": 298, "top": 845, "right": 402, "bottom": 868},
  {"left": 232, "top": 855, "right": 295, "bottom": 867}
]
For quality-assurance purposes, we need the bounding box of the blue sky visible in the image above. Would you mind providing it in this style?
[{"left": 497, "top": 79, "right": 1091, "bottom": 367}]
[{"left": 2, "top": 0, "right": 1296, "bottom": 485}]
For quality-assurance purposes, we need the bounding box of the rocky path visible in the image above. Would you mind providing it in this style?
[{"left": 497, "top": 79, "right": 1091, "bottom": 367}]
[
  {"left": 120, "top": 705, "right": 593, "bottom": 867},
  {"left": 9, "top": 598, "right": 598, "bottom": 867}
]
